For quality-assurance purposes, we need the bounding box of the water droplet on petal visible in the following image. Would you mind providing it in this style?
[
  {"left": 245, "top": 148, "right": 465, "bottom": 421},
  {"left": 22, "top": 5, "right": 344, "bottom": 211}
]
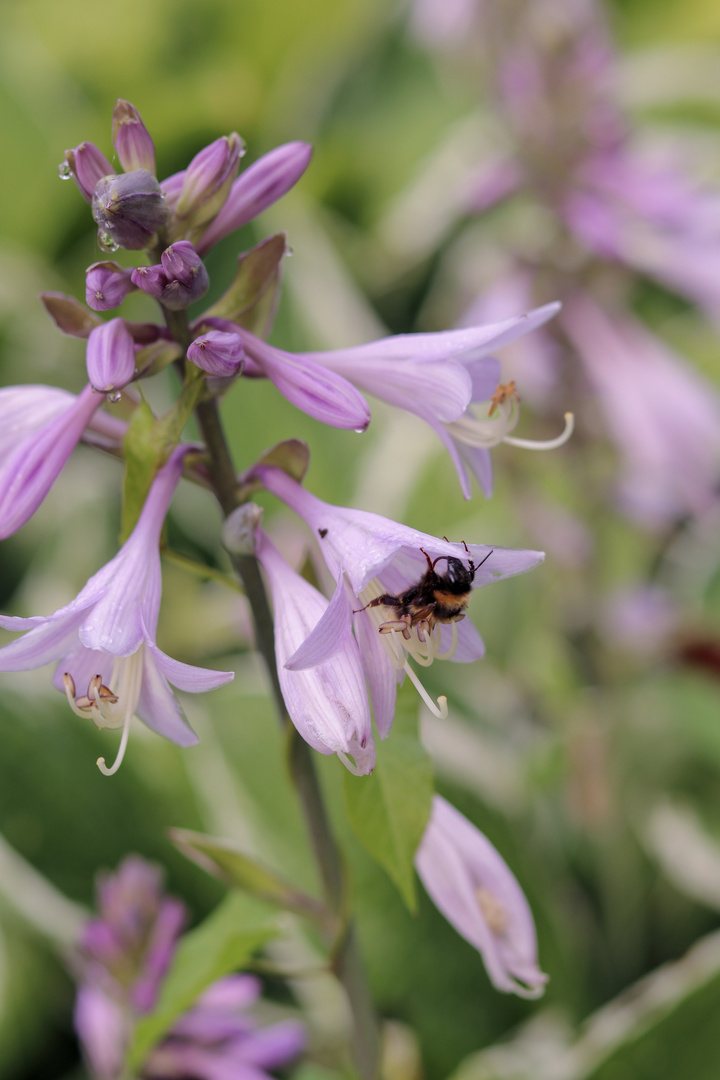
[
  {"left": 58, "top": 162, "right": 72, "bottom": 180},
  {"left": 285, "top": 245, "right": 294, "bottom": 257},
  {"left": 107, "top": 391, "right": 122, "bottom": 403},
  {"left": 98, "top": 231, "right": 120, "bottom": 253}
]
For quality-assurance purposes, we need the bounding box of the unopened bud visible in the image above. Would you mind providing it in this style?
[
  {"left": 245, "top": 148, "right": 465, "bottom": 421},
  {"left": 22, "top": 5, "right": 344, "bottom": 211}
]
[
  {"left": 86, "top": 318, "right": 136, "bottom": 394},
  {"left": 187, "top": 330, "right": 245, "bottom": 377},
  {"left": 173, "top": 134, "right": 244, "bottom": 232},
  {"left": 222, "top": 502, "right": 263, "bottom": 557},
  {"left": 62, "top": 142, "right": 114, "bottom": 203},
  {"left": 131, "top": 241, "right": 209, "bottom": 310},
  {"left": 86, "top": 261, "right": 137, "bottom": 311},
  {"left": 92, "top": 169, "right": 170, "bottom": 251},
  {"left": 112, "top": 99, "right": 156, "bottom": 174}
]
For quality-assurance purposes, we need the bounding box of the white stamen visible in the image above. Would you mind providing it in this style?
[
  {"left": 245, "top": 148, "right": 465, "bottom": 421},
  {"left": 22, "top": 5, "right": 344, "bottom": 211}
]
[
  {"left": 63, "top": 648, "right": 145, "bottom": 776},
  {"left": 503, "top": 411, "right": 574, "bottom": 450},
  {"left": 335, "top": 749, "right": 363, "bottom": 776},
  {"left": 402, "top": 659, "right": 448, "bottom": 719},
  {"left": 96, "top": 706, "right": 132, "bottom": 776}
]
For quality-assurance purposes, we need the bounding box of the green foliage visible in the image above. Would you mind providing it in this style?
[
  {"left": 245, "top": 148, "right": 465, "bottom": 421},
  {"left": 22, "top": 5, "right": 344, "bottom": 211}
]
[
  {"left": 343, "top": 683, "right": 433, "bottom": 911},
  {"left": 127, "top": 891, "right": 278, "bottom": 1069}
]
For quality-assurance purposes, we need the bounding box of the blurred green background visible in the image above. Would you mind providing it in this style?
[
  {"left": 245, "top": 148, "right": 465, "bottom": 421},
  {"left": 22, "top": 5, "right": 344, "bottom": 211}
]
[{"left": 2, "top": 1, "right": 720, "bottom": 1078}]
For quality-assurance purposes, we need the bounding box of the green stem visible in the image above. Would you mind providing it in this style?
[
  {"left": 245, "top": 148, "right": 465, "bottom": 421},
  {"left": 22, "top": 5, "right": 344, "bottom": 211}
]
[{"left": 165, "top": 306, "right": 380, "bottom": 1080}]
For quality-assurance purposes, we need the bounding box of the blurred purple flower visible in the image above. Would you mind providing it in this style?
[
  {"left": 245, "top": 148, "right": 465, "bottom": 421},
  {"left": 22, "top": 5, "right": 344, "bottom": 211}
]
[
  {"left": 0, "top": 446, "right": 234, "bottom": 774},
  {"left": 415, "top": 795, "right": 547, "bottom": 997},
  {"left": 254, "top": 465, "right": 543, "bottom": 731},
  {"left": 75, "top": 857, "right": 304, "bottom": 1080},
  {"left": 255, "top": 525, "right": 375, "bottom": 773}
]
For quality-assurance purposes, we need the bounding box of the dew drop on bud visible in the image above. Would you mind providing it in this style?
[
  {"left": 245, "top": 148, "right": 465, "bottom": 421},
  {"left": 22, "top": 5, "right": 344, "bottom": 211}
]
[
  {"left": 58, "top": 162, "right": 72, "bottom": 180},
  {"left": 107, "top": 390, "right": 122, "bottom": 403},
  {"left": 286, "top": 246, "right": 294, "bottom": 257},
  {"left": 98, "top": 231, "right": 120, "bottom": 253}
]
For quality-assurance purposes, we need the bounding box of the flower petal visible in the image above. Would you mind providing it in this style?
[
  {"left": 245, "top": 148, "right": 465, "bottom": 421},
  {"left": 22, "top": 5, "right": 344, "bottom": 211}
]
[
  {"left": 135, "top": 646, "right": 200, "bottom": 747},
  {"left": 148, "top": 641, "right": 235, "bottom": 693},
  {"left": 285, "top": 574, "right": 350, "bottom": 670}
]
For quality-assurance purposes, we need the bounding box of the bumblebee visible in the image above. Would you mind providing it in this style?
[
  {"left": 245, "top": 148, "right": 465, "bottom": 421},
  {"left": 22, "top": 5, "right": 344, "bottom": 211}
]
[{"left": 355, "top": 545, "right": 492, "bottom": 636}]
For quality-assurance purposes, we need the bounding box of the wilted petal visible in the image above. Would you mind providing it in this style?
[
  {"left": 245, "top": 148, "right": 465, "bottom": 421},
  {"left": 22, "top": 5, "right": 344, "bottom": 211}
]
[{"left": 415, "top": 796, "right": 547, "bottom": 997}]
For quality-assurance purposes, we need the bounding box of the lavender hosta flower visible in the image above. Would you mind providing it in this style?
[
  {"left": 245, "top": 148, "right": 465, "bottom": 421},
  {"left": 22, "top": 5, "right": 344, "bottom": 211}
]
[
  {"left": 255, "top": 526, "right": 375, "bottom": 774},
  {"left": 143, "top": 975, "right": 305, "bottom": 1080},
  {"left": 132, "top": 242, "right": 210, "bottom": 310},
  {"left": 93, "top": 169, "right": 170, "bottom": 251},
  {"left": 171, "top": 133, "right": 245, "bottom": 235},
  {"left": 0, "top": 383, "right": 110, "bottom": 539},
  {"left": 194, "top": 141, "right": 313, "bottom": 256},
  {"left": 60, "top": 141, "right": 114, "bottom": 202},
  {"left": 0, "top": 446, "right": 234, "bottom": 774},
  {"left": 187, "top": 330, "right": 245, "bottom": 377},
  {"left": 415, "top": 796, "right": 547, "bottom": 998},
  {"left": 86, "top": 318, "right": 136, "bottom": 395},
  {"left": 112, "top": 99, "right": 156, "bottom": 175},
  {"left": 86, "top": 262, "right": 138, "bottom": 312},
  {"left": 562, "top": 295, "right": 720, "bottom": 526},
  {"left": 254, "top": 466, "right": 543, "bottom": 732}
]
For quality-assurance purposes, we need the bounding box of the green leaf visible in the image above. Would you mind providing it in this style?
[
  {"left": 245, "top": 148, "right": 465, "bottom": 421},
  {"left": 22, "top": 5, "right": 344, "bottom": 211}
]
[
  {"left": 343, "top": 686, "right": 433, "bottom": 911},
  {"left": 169, "top": 828, "right": 329, "bottom": 925},
  {"left": 127, "top": 892, "right": 278, "bottom": 1071},
  {"left": 204, "top": 233, "right": 287, "bottom": 333}
]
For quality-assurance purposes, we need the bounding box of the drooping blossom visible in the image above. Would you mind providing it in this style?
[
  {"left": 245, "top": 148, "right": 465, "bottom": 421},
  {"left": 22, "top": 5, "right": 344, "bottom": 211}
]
[
  {"left": 253, "top": 465, "right": 544, "bottom": 732},
  {"left": 0, "top": 446, "right": 234, "bottom": 774},
  {"left": 415, "top": 795, "right": 547, "bottom": 997},
  {"left": 74, "top": 856, "right": 305, "bottom": 1080},
  {"left": 254, "top": 525, "right": 375, "bottom": 774},
  {"left": 0, "top": 383, "right": 109, "bottom": 539}
]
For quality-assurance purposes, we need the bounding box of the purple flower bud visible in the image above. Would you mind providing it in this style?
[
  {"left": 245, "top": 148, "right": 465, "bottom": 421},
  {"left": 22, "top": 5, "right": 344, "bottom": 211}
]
[
  {"left": 174, "top": 133, "right": 244, "bottom": 229},
  {"left": 197, "top": 141, "right": 313, "bottom": 255},
  {"left": 112, "top": 99, "right": 156, "bottom": 174},
  {"left": 85, "top": 261, "right": 137, "bottom": 311},
  {"left": 187, "top": 330, "right": 244, "bottom": 376},
  {"left": 86, "top": 318, "right": 136, "bottom": 394},
  {"left": 132, "top": 241, "right": 209, "bottom": 310},
  {"left": 92, "top": 169, "right": 170, "bottom": 251},
  {"left": 62, "top": 142, "right": 114, "bottom": 203}
]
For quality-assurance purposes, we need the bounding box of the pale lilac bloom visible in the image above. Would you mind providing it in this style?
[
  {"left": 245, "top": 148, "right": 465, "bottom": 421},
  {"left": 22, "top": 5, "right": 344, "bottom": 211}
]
[
  {"left": 0, "top": 383, "right": 107, "bottom": 539},
  {"left": 0, "top": 446, "right": 234, "bottom": 774},
  {"left": 187, "top": 330, "right": 245, "bottom": 378},
  {"left": 143, "top": 975, "right": 305, "bottom": 1080},
  {"left": 562, "top": 295, "right": 720, "bottom": 526},
  {"left": 255, "top": 526, "right": 375, "bottom": 774},
  {"left": 415, "top": 796, "right": 547, "bottom": 997},
  {"left": 86, "top": 262, "right": 138, "bottom": 312},
  {"left": 254, "top": 466, "right": 544, "bottom": 732},
  {"left": 86, "top": 318, "right": 137, "bottom": 394}
]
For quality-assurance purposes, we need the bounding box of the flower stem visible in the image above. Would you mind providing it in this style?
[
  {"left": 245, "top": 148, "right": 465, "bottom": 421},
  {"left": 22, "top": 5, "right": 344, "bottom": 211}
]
[{"left": 169, "top": 309, "right": 379, "bottom": 1080}]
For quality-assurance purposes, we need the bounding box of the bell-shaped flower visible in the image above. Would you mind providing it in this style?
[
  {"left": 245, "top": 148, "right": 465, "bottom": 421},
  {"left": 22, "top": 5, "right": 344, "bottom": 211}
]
[
  {"left": 187, "top": 330, "right": 245, "bottom": 378},
  {"left": 86, "top": 318, "right": 137, "bottom": 395},
  {"left": 131, "top": 241, "right": 210, "bottom": 310},
  {"left": 0, "top": 445, "right": 234, "bottom": 774},
  {"left": 253, "top": 466, "right": 543, "bottom": 734},
  {"left": 415, "top": 796, "right": 547, "bottom": 997},
  {"left": 111, "top": 99, "right": 156, "bottom": 174},
  {"left": 254, "top": 526, "right": 375, "bottom": 774},
  {"left": 85, "top": 261, "right": 138, "bottom": 312},
  {"left": 0, "top": 383, "right": 110, "bottom": 539},
  {"left": 194, "top": 141, "right": 313, "bottom": 255},
  {"left": 562, "top": 294, "right": 720, "bottom": 526}
]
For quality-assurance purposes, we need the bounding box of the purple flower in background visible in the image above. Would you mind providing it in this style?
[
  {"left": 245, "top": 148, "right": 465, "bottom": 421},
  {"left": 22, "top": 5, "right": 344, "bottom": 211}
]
[
  {"left": 254, "top": 466, "right": 544, "bottom": 731},
  {"left": 0, "top": 383, "right": 107, "bottom": 539},
  {"left": 75, "top": 857, "right": 305, "bottom": 1080},
  {"left": 415, "top": 796, "right": 547, "bottom": 997},
  {"left": 255, "top": 525, "right": 375, "bottom": 774},
  {"left": 0, "top": 446, "right": 234, "bottom": 774}
]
